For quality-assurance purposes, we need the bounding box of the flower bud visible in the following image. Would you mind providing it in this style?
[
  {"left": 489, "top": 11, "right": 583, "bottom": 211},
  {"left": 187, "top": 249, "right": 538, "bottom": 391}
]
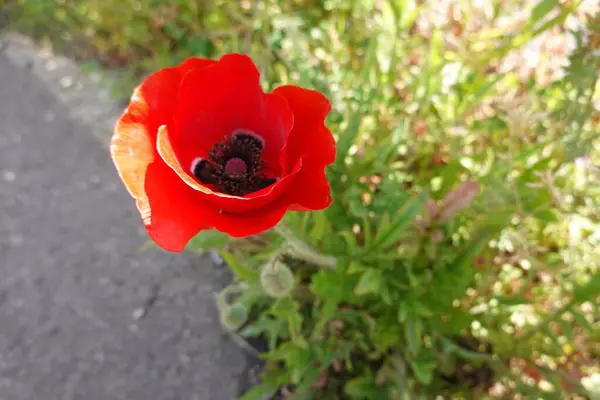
[
  {"left": 260, "top": 261, "right": 295, "bottom": 298},
  {"left": 219, "top": 303, "right": 248, "bottom": 331}
]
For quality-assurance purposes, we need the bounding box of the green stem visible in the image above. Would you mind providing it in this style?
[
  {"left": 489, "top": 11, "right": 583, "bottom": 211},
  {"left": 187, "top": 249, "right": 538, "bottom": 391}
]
[{"left": 274, "top": 223, "right": 337, "bottom": 270}]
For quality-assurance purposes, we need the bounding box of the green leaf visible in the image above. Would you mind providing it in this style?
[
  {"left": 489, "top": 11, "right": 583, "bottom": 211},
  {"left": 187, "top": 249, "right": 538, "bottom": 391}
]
[
  {"left": 361, "top": 215, "right": 374, "bottom": 249},
  {"left": 558, "top": 318, "right": 573, "bottom": 339},
  {"left": 435, "top": 309, "right": 474, "bottom": 334},
  {"left": 310, "top": 266, "right": 358, "bottom": 303},
  {"left": 430, "top": 228, "right": 497, "bottom": 309},
  {"left": 344, "top": 375, "right": 376, "bottom": 398},
  {"left": 309, "top": 211, "right": 328, "bottom": 243},
  {"left": 571, "top": 309, "right": 594, "bottom": 333},
  {"left": 413, "top": 302, "right": 434, "bottom": 318},
  {"left": 240, "top": 324, "right": 265, "bottom": 338},
  {"left": 335, "top": 37, "right": 378, "bottom": 163},
  {"left": 405, "top": 318, "right": 423, "bottom": 356},
  {"left": 446, "top": 229, "right": 495, "bottom": 297},
  {"left": 138, "top": 240, "right": 156, "bottom": 252},
  {"left": 380, "top": 285, "right": 393, "bottom": 305},
  {"left": 410, "top": 359, "right": 435, "bottom": 385},
  {"left": 241, "top": 315, "right": 282, "bottom": 341},
  {"left": 288, "top": 311, "right": 308, "bottom": 348},
  {"left": 354, "top": 269, "right": 383, "bottom": 296},
  {"left": 398, "top": 302, "right": 409, "bottom": 323},
  {"left": 338, "top": 231, "right": 359, "bottom": 253},
  {"left": 533, "top": 209, "right": 559, "bottom": 223},
  {"left": 183, "top": 36, "right": 215, "bottom": 57},
  {"left": 312, "top": 299, "right": 338, "bottom": 338},
  {"left": 372, "top": 323, "right": 403, "bottom": 356},
  {"left": 219, "top": 251, "right": 259, "bottom": 283},
  {"left": 530, "top": 0, "right": 559, "bottom": 25},
  {"left": 286, "top": 346, "right": 312, "bottom": 383},
  {"left": 186, "top": 230, "right": 229, "bottom": 251},
  {"left": 440, "top": 337, "right": 493, "bottom": 362},
  {"left": 494, "top": 295, "right": 533, "bottom": 306},
  {"left": 374, "top": 191, "right": 428, "bottom": 249},
  {"left": 238, "top": 382, "right": 279, "bottom": 400},
  {"left": 573, "top": 273, "right": 600, "bottom": 302}
]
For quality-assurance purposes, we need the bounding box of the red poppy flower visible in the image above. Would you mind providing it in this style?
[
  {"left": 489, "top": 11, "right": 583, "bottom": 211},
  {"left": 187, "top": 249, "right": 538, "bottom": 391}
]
[{"left": 111, "top": 54, "right": 336, "bottom": 252}]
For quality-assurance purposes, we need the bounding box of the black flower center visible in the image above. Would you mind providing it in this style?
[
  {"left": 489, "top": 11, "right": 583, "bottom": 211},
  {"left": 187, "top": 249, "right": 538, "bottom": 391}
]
[{"left": 192, "top": 133, "right": 276, "bottom": 196}]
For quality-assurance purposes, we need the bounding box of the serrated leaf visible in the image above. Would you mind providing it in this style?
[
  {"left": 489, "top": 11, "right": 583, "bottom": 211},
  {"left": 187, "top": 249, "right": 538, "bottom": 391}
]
[
  {"left": 240, "top": 315, "right": 279, "bottom": 338},
  {"left": 312, "top": 265, "right": 361, "bottom": 304},
  {"left": 354, "top": 269, "right": 383, "bottom": 296},
  {"left": 219, "top": 251, "right": 259, "bottom": 283},
  {"left": 311, "top": 270, "right": 346, "bottom": 303}
]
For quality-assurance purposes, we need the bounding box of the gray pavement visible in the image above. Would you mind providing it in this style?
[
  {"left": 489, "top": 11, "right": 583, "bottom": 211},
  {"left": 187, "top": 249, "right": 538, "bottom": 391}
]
[{"left": 0, "top": 50, "right": 251, "bottom": 400}]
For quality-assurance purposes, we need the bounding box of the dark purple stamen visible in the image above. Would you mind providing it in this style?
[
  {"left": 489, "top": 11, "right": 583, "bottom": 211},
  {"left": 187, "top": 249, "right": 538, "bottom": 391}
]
[{"left": 192, "top": 134, "right": 276, "bottom": 196}]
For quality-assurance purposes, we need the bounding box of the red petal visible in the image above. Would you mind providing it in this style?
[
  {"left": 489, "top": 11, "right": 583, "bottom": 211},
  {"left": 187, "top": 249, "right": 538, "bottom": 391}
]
[
  {"left": 111, "top": 67, "right": 181, "bottom": 200},
  {"left": 213, "top": 201, "right": 289, "bottom": 238},
  {"left": 111, "top": 58, "right": 216, "bottom": 201},
  {"left": 211, "top": 160, "right": 332, "bottom": 236},
  {"left": 273, "top": 85, "right": 335, "bottom": 174},
  {"left": 176, "top": 57, "right": 216, "bottom": 77},
  {"left": 156, "top": 125, "right": 302, "bottom": 213},
  {"left": 143, "top": 161, "right": 218, "bottom": 252},
  {"left": 288, "top": 162, "right": 332, "bottom": 211},
  {"left": 174, "top": 54, "right": 293, "bottom": 174}
]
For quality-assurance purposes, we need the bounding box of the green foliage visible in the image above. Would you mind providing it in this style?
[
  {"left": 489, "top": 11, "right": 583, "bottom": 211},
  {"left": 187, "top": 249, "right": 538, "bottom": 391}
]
[{"left": 13, "top": 0, "right": 600, "bottom": 398}]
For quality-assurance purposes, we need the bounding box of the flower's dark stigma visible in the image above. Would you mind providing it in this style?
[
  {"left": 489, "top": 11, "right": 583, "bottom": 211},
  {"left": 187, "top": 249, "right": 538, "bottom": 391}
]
[{"left": 193, "top": 133, "right": 276, "bottom": 196}]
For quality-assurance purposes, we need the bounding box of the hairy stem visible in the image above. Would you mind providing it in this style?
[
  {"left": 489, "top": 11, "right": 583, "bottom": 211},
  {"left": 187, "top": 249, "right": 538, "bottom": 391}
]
[{"left": 274, "top": 223, "right": 336, "bottom": 270}]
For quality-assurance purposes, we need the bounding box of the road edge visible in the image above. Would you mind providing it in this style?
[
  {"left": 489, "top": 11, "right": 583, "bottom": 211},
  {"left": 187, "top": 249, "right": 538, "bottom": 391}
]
[{"left": 0, "top": 32, "right": 120, "bottom": 147}]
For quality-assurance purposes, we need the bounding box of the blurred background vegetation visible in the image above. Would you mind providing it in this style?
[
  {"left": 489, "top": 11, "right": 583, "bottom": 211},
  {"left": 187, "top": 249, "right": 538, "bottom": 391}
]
[{"left": 4, "top": 0, "right": 600, "bottom": 398}]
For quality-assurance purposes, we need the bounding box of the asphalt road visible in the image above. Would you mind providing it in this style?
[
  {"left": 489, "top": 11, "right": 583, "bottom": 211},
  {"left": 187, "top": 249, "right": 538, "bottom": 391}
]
[{"left": 0, "top": 50, "right": 250, "bottom": 400}]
